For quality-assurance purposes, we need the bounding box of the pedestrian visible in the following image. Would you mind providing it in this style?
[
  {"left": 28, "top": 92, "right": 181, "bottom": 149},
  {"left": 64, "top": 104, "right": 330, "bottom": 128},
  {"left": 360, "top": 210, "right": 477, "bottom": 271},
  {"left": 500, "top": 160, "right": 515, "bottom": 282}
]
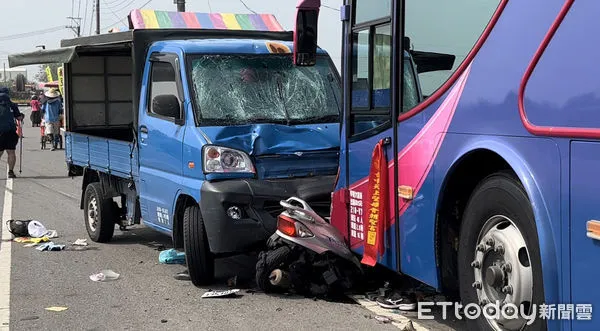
[
  {"left": 0, "top": 87, "right": 24, "bottom": 178},
  {"left": 30, "top": 95, "right": 42, "bottom": 127},
  {"left": 41, "top": 88, "right": 63, "bottom": 151}
]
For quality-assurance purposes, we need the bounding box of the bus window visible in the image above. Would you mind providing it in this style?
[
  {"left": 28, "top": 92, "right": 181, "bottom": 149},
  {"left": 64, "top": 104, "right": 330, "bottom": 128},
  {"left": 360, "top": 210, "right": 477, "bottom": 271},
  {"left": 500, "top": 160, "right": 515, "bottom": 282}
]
[
  {"left": 355, "top": 0, "right": 391, "bottom": 25},
  {"left": 403, "top": 58, "right": 420, "bottom": 112},
  {"left": 350, "top": 24, "right": 392, "bottom": 137},
  {"left": 404, "top": 0, "right": 500, "bottom": 102}
]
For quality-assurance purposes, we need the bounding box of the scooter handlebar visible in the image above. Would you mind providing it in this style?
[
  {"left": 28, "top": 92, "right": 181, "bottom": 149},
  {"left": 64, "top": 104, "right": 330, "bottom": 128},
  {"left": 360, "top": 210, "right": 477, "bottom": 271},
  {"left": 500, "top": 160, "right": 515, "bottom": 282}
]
[{"left": 279, "top": 197, "right": 327, "bottom": 224}]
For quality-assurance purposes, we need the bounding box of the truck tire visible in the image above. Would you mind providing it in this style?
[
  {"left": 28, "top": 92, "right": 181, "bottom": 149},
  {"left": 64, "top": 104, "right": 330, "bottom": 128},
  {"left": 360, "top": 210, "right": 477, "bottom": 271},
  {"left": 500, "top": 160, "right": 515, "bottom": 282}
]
[
  {"left": 458, "top": 172, "right": 546, "bottom": 331},
  {"left": 183, "top": 205, "right": 215, "bottom": 286},
  {"left": 83, "top": 182, "right": 116, "bottom": 243}
]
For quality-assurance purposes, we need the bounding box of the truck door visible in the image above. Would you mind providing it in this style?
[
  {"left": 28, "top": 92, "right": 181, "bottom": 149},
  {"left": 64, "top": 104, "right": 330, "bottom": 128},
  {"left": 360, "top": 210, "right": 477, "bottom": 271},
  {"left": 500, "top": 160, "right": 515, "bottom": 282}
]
[{"left": 138, "top": 52, "right": 186, "bottom": 231}]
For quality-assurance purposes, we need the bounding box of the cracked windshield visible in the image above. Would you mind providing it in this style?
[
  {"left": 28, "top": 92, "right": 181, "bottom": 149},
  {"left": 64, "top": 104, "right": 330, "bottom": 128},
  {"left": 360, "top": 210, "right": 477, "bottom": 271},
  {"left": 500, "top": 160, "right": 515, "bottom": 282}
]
[{"left": 189, "top": 55, "right": 340, "bottom": 125}]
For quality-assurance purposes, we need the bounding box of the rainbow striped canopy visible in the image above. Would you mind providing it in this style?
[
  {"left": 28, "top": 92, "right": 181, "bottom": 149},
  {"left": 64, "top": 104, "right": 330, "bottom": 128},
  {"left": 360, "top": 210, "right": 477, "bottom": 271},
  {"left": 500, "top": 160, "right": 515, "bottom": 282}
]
[{"left": 128, "top": 10, "right": 285, "bottom": 32}]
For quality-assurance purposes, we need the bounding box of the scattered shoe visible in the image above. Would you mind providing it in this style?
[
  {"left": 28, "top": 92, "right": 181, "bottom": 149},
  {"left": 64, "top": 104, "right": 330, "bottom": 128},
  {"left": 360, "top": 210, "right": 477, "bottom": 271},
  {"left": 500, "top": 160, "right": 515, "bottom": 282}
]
[
  {"left": 376, "top": 291, "right": 417, "bottom": 311},
  {"left": 7, "top": 170, "right": 16, "bottom": 179}
]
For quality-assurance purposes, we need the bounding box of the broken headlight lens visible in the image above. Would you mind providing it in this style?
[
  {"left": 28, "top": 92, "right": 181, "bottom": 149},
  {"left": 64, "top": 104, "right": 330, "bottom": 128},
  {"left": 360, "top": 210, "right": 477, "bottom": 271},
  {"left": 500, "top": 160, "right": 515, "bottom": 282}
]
[{"left": 202, "top": 145, "right": 255, "bottom": 174}]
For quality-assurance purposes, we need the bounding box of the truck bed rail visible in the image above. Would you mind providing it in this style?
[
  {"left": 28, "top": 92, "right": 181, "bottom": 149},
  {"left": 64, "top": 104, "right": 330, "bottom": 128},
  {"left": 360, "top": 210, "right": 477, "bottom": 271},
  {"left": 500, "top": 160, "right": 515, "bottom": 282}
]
[{"left": 65, "top": 131, "right": 137, "bottom": 179}]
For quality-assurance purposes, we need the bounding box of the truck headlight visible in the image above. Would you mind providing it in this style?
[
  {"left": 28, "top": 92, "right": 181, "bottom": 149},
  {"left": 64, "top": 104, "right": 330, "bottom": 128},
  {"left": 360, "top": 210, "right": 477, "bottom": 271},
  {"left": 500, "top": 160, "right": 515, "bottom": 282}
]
[{"left": 202, "top": 145, "right": 255, "bottom": 174}]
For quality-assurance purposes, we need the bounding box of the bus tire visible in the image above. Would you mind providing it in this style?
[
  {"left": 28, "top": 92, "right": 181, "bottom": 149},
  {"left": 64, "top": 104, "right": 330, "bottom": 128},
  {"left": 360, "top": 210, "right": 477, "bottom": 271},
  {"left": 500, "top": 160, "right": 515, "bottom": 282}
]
[
  {"left": 458, "top": 171, "right": 546, "bottom": 331},
  {"left": 83, "top": 182, "right": 116, "bottom": 243},
  {"left": 183, "top": 205, "right": 215, "bottom": 286}
]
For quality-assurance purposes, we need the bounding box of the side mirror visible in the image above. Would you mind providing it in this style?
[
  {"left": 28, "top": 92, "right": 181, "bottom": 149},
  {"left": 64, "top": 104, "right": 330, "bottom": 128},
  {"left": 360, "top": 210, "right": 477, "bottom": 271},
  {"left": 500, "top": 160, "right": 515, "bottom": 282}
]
[
  {"left": 293, "top": 0, "right": 320, "bottom": 66},
  {"left": 152, "top": 94, "right": 182, "bottom": 124}
]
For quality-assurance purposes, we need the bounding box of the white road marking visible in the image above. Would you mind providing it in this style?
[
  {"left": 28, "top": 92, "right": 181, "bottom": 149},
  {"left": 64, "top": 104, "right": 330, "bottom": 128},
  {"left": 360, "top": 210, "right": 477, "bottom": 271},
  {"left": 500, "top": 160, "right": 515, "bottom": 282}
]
[
  {"left": 0, "top": 167, "right": 12, "bottom": 330},
  {"left": 350, "top": 295, "right": 430, "bottom": 330}
]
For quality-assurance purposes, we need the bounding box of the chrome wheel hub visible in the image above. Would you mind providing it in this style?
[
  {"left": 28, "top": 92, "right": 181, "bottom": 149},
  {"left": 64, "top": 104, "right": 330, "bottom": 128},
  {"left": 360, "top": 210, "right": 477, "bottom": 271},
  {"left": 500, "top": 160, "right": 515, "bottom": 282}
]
[
  {"left": 471, "top": 215, "right": 533, "bottom": 330},
  {"left": 87, "top": 197, "right": 98, "bottom": 232}
]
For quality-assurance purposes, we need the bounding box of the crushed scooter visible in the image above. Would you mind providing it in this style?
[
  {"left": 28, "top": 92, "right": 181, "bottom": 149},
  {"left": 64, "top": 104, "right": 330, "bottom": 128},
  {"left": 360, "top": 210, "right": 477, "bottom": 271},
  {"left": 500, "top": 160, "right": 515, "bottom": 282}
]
[{"left": 255, "top": 197, "right": 363, "bottom": 299}]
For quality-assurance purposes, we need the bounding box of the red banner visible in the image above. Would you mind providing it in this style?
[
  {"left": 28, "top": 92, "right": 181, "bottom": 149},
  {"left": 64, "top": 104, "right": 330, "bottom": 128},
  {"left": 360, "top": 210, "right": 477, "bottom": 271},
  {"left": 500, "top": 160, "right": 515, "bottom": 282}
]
[{"left": 361, "top": 140, "right": 388, "bottom": 266}]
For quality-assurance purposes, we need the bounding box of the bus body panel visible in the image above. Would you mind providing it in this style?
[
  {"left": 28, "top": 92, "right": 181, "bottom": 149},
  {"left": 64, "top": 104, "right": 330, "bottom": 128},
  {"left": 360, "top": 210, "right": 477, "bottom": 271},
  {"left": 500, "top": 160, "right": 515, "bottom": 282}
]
[{"left": 328, "top": 0, "right": 600, "bottom": 328}]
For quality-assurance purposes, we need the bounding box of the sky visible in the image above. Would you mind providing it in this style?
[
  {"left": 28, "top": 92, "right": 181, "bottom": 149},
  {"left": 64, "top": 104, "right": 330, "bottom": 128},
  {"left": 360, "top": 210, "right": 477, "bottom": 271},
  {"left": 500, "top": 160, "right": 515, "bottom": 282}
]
[{"left": 0, "top": 0, "right": 342, "bottom": 81}]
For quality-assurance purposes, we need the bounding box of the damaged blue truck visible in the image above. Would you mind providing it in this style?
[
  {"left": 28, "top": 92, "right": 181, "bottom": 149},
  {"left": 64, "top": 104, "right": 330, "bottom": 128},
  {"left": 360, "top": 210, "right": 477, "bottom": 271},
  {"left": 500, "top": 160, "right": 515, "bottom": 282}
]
[{"left": 9, "top": 12, "right": 341, "bottom": 286}]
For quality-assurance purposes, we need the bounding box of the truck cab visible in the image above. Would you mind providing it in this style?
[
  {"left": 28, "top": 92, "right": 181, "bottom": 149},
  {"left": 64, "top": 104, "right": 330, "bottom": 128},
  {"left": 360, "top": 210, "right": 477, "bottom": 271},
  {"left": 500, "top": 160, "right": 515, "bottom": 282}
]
[{"left": 9, "top": 10, "right": 341, "bottom": 286}]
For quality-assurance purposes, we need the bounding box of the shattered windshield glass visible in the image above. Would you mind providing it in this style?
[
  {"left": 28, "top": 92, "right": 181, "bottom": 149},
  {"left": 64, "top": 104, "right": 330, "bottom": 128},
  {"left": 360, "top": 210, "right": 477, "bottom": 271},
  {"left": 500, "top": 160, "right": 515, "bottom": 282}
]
[{"left": 188, "top": 55, "right": 340, "bottom": 125}]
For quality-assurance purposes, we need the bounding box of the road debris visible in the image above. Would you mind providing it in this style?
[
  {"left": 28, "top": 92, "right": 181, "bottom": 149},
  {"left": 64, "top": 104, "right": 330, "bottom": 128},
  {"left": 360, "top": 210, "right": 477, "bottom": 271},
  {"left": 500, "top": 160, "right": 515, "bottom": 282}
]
[
  {"left": 201, "top": 289, "right": 240, "bottom": 298},
  {"left": 401, "top": 320, "right": 417, "bottom": 331},
  {"left": 45, "top": 306, "right": 68, "bottom": 312},
  {"left": 35, "top": 242, "right": 65, "bottom": 251},
  {"left": 27, "top": 221, "right": 46, "bottom": 237},
  {"left": 73, "top": 239, "right": 88, "bottom": 246},
  {"left": 146, "top": 241, "right": 165, "bottom": 251},
  {"left": 158, "top": 248, "right": 185, "bottom": 264},
  {"left": 19, "top": 316, "right": 39, "bottom": 321},
  {"left": 374, "top": 315, "right": 392, "bottom": 324},
  {"left": 13, "top": 236, "right": 49, "bottom": 244},
  {"left": 90, "top": 270, "right": 120, "bottom": 282}
]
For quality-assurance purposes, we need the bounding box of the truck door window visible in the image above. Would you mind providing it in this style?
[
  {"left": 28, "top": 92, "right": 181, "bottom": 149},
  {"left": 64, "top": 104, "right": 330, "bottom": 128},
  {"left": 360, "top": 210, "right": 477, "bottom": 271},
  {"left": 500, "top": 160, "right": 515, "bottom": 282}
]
[{"left": 148, "top": 61, "right": 181, "bottom": 118}]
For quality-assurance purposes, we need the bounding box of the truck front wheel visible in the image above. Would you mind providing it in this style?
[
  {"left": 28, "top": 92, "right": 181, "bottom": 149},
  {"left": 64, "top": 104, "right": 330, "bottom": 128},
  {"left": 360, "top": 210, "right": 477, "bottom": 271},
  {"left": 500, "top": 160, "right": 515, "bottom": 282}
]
[
  {"left": 83, "top": 182, "right": 116, "bottom": 243},
  {"left": 458, "top": 172, "right": 546, "bottom": 331},
  {"left": 183, "top": 205, "right": 215, "bottom": 286}
]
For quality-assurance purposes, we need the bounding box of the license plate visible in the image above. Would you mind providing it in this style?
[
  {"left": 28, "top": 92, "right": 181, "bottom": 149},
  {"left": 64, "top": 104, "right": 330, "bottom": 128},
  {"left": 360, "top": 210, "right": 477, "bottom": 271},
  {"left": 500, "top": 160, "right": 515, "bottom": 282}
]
[{"left": 201, "top": 289, "right": 240, "bottom": 298}]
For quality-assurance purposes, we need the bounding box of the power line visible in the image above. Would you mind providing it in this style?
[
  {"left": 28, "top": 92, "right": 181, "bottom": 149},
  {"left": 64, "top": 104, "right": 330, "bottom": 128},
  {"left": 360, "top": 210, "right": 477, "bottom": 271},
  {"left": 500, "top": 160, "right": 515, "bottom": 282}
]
[
  {"left": 238, "top": 0, "right": 257, "bottom": 14},
  {"left": 100, "top": 0, "right": 153, "bottom": 31},
  {"left": 207, "top": 0, "right": 212, "bottom": 13},
  {"left": 82, "top": 0, "right": 90, "bottom": 34},
  {"left": 89, "top": 4, "right": 95, "bottom": 35},
  {"left": 102, "top": 0, "right": 128, "bottom": 26},
  {"left": 108, "top": 0, "right": 137, "bottom": 14},
  {"left": 0, "top": 26, "right": 65, "bottom": 41},
  {"left": 77, "top": 0, "right": 82, "bottom": 17}
]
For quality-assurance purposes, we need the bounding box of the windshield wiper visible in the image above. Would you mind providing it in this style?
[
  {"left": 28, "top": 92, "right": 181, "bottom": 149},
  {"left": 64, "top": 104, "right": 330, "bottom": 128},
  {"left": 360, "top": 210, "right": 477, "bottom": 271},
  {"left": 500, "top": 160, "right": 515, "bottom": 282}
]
[
  {"left": 290, "top": 114, "right": 340, "bottom": 124},
  {"left": 247, "top": 117, "right": 288, "bottom": 124}
]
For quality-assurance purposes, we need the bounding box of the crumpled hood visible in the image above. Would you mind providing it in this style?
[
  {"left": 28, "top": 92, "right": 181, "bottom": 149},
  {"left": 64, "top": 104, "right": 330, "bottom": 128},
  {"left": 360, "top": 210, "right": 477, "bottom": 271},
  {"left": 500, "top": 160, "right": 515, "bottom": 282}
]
[{"left": 199, "top": 123, "right": 340, "bottom": 155}]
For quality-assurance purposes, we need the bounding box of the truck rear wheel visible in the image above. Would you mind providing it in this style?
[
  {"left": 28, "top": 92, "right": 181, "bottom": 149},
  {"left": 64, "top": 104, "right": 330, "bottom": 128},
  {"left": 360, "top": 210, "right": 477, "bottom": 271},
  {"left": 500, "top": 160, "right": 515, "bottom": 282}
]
[
  {"left": 183, "top": 205, "right": 215, "bottom": 286},
  {"left": 458, "top": 172, "right": 546, "bottom": 331},
  {"left": 83, "top": 182, "right": 116, "bottom": 243}
]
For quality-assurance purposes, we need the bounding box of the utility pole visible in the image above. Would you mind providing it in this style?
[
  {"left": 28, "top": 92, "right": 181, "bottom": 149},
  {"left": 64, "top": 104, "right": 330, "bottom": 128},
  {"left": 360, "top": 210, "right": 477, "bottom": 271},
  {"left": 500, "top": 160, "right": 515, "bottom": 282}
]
[
  {"left": 96, "top": 0, "right": 100, "bottom": 35},
  {"left": 175, "top": 0, "right": 185, "bottom": 12},
  {"left": 67, "top": 16, "right": 82, "bottom": 37}
]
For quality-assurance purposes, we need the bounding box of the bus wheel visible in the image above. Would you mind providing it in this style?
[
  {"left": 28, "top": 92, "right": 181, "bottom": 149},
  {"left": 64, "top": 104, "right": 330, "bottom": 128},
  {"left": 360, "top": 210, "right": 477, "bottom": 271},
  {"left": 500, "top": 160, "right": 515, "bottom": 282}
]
[
  {"left": 458, "top": 172, "right": 545, "bottom": 331},
  {"left": 183, "top": 205, "right": 215, "bottom": 286}
]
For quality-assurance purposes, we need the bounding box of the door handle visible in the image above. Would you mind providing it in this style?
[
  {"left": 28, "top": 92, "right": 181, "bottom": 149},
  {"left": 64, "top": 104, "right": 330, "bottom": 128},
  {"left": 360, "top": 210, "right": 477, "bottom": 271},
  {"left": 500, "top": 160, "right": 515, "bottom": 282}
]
[{"left": 139, "top": 126, "right": 148, "bottom": 143}]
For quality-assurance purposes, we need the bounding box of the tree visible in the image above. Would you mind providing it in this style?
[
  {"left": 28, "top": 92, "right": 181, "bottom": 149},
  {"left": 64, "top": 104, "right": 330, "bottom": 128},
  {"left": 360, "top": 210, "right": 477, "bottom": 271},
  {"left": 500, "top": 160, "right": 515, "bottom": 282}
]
[{"left": 35, "top": 63, "right": 62, "bottom": 83}]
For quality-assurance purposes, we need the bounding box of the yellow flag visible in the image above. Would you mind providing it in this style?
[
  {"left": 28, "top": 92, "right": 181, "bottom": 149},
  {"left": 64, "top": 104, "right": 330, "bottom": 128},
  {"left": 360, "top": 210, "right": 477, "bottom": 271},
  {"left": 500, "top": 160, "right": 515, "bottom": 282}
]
[
  {"left": 45, "top": 66, "right": 54, "bottom": 82},
  {"left": 57, "top": 66, "right": 64, "bottom": 95}
]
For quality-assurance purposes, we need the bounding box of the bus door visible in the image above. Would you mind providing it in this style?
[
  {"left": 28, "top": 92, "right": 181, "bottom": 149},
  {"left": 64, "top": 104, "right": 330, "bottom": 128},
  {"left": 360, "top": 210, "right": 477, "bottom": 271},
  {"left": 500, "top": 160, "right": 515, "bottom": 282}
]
[{"left": 344, "top": 2, "right": 424, "bottom": 272}]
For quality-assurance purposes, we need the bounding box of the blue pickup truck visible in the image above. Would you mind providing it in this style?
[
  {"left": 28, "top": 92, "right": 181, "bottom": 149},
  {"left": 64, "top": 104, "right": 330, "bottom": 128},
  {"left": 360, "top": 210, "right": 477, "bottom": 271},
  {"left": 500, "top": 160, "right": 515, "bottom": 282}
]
[{"left": 9, "top": 14, "right": 341, "bottom": 286}]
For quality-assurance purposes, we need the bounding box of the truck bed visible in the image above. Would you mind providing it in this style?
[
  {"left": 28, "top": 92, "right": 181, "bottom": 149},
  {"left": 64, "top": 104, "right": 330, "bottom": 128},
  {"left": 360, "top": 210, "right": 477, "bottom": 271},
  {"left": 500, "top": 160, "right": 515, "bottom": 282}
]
[{"left": 65, "top": 131, "right": 138, "bottom": 179}]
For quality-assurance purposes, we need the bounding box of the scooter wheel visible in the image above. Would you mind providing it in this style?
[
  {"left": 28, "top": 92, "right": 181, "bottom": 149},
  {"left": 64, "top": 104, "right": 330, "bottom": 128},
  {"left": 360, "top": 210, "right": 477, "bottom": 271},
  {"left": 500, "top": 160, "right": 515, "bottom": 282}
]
[{"left": 255, "top": 245, "right": 292, "bottom": 293}]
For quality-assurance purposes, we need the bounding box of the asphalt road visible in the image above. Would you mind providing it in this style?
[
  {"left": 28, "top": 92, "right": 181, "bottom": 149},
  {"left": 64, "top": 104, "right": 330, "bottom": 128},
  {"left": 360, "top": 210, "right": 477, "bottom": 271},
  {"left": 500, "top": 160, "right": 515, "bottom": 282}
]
[{"left": 0, "top": 108, "right": 401, "bottom": 331}]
